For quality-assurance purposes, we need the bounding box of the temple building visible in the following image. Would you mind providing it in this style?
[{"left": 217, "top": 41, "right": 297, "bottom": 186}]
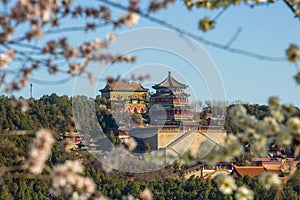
[
  {"left": 99, "top": 72, "right": 226, "bottom": 153},
  {"left": 100, "top": 80, "right": 148, "bottom": 113},
  {"left": 150, "top": 71, "right": 198, "bottom": 130}
]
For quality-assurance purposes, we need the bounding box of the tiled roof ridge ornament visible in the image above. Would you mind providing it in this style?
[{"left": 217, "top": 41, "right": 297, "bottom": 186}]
[{"left": 153, "top": 71, "right": 187, "bottom": 89}]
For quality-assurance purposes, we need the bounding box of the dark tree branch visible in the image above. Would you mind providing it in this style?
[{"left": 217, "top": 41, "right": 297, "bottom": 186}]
[
  {"left": 43, "top": 23, "right": 110, "bottom": 35},
  {"left": 9, "top": 23, "right": 110, "bottom": 44},
  {"left": 283, "top": 0, "right": 298, "bottom": 17}
]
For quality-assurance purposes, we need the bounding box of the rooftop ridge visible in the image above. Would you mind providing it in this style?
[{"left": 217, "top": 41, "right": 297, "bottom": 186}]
[{"left": 153, "top": 71, "right": 188, "bottom": 89}]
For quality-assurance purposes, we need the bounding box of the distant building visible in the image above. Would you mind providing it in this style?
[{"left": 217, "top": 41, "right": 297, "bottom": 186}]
[
  {"left": 100, "top": 80, "right": 148, "bottom": 113},
  {"left": 63, "top": 132, "right": 82, "bottom": 151},
  {"left": 230, "top": 165, "right": 287, "bottom": 184},
  {"left": 115, "top": 130, "right": 130, "bottom": 142},
  {"left": 150, "top": 71, "right": 198, "bottom": 130},
  {"left": 63, "top": 131, "right": 82, "bottom": 144},
  {"left": 230, "top": 165, "right": 266, "bottom": 178},
  {"left": 130, "top": 71, "right": 226, "bottom": 153},
  {"left": 130, "top": 126, "right": 226, "bottom": 156},
  {"left": 183, "top": 162, "right": 233, "bottom": 180},
  {"left": 253, "top": 157, "right": 299, "bottom": 172},
  {"left": 99, "top": 72, "right": 226, "bottom": 154}
]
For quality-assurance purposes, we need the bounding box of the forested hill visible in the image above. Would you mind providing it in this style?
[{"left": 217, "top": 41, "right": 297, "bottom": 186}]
[
  {"left": 0, "top": 94, "right": 111, "bottom": 133},
  {"left": 0, "top": 94, "right": 300, "bottom": 200},
  {"left": 0, "top": 94, "right": 73, "bottom": 131},
  {"left": 0, "top": 93, "right": 296, "bottom": 134}
]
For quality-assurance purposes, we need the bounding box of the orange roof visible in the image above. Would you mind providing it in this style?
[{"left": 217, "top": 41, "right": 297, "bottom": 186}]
[
  {"left": 153, "top": 71, "right": 187, "bottom": 89},
  {"left": 115, "top": 131, "right": 129, "bottom": 136},
  {"left": 231, "top": 165, "right": 265, "bottom": 178},
  {"left": 100, "top": 81, "right": 148, "bottom": 92},
  {"left": 265, "top": 168, "right": 282, "bottom": 175}
]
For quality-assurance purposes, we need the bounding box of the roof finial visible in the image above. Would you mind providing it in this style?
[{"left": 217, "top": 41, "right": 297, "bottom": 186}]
[{"left": 168, "top": 71, "right": 172, "bottom": 78}]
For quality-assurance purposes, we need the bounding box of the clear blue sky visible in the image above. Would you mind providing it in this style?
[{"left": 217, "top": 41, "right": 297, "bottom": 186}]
[{"left": 11, "top": 1, "right": 300, "bottom": 106}]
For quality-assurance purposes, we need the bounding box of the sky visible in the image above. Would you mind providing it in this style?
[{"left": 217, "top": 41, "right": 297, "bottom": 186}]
[{"left": 9, "top": 0, "right": 300, "bottom": 106}]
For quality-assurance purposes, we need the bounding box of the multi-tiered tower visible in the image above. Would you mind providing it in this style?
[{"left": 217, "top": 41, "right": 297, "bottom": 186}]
[{"left": 150, "top": 71, "right": 198, "bottom": 130}]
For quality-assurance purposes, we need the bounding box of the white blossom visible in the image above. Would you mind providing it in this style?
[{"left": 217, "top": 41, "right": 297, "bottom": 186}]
[
  {"left": 262, "top": 117, "right": 280, "bottom": 135},
  {"left": 122, "top": 194, "right": 135, "bottom": 200},
  {"left": 276, "top": 130, "right": 293, "bottom": 146},
  {"left": 99, "top": 104, "right": 107, "bottom": 110},
  {"left": 259, "top": 172, "right": 281, "bottom": 190},
  {"left": 140, "top": 188, "right": 153, "bottom": 200},
  {"left": 124, "top": 137, "right": 137, "bottom": 151},
  {"left": 0, "top": 49, "right": 15, "bottom": 69},
  {"left": 215, "top": 174, "right": 237, "bottom": 194},
  {"left": 50, "top": 160, "right": 96, "bottom": 200},
  {"left": 106, "top": 33, "right": 117, "bottom": 41},
  {"left": 122, "top": 12, "right": 139, "bottom": 27},
  {"left": 102, "top": 147, "right": 128, "bottom": 173},
  {"left": 287, "top": 117, "right": 300, "bottom": 134},
  {"left": 94, "top": 196, "right": 109, "bottom": 200},
  {"left": 11, "top": 98, "right": 29, "bottom": 112},
  {"left": 270, "top": 109, "right": 284, "bottom": 122},
  {"left": 39, "top": 0, "right": 51, "bottom": 22},
  {"left": 25, "top": 129, "right": 54, "bottom": 174},
  {"left": 251, "top": 138, "right": 268, "bottom": 157},
  {"left": 235, "top": 185, "right": 254, "bottom": 200},
  {"left": 144, "top": 150, "right": 166, "bottom": 166},
  {"left": 229, "top": 104, "right": 247, "bottom": 118},
  {"left": 219, "top": 135, "right": 243, "bottom": 161}
]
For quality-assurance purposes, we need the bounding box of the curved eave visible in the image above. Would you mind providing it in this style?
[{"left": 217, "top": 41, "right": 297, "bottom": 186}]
[
  {"left": 152, "top": 85, "right": 187, "bottom": 89},
  {"left": 151, "top": 93, "right": 190, "bottom": 97},
  {"left": 111, "top": 89, "right": 148, "bottom": 92},
  {"left": 100, "top": 81, "right": 148, "bottom": 92},
  {"left": 100, "top": 86, "right": 149, "bottom": 92}
]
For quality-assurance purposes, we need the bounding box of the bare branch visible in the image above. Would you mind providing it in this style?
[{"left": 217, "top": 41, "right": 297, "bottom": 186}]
[
  {"left": 30, "top": 76, "right": 73, "bottom": 85},
  {"left": 283, "top": 0, "right": 298, "bottom": 18},
  {"left": 225, "top": 27, "right": 242, "bottom": 48},
  {"left": 98, "top": 0, "right": 286, "bottom": 62}
]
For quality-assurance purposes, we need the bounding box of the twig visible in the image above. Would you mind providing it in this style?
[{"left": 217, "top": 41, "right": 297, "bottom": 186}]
[
  {"left": 9, "top": 23, "right": 110, "bottom": 44},
  {"left": 225, "top": 27, "right": 242, "bottom": 48},
  {"left": 213, "top": 5, "right": 229, "bottom": 21},
  {"left": 283, "top": 0, "right": 298, "bottom": 18},
  {"left": 30, "top": 76, "right": 74, "bottom": 85}
]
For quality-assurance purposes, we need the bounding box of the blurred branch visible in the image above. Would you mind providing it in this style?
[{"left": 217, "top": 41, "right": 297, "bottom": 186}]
[
  {"left": 98, "top": 0, "right": 286, "bottom": 62},
  {"left": 283, "top": 0, "right": 297, "bottom": 17},
  {"left": 10, "top": 23, "right": 110, "bottom": 44},
  {"left": 30, "top": 76, "right": 73, "bottom": 85},
  {"left": 225, "top": 27, "right": 242, "bottom": 48},
  {"left": 213, "top": 5, "right": 229, "bottom": 21}
]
